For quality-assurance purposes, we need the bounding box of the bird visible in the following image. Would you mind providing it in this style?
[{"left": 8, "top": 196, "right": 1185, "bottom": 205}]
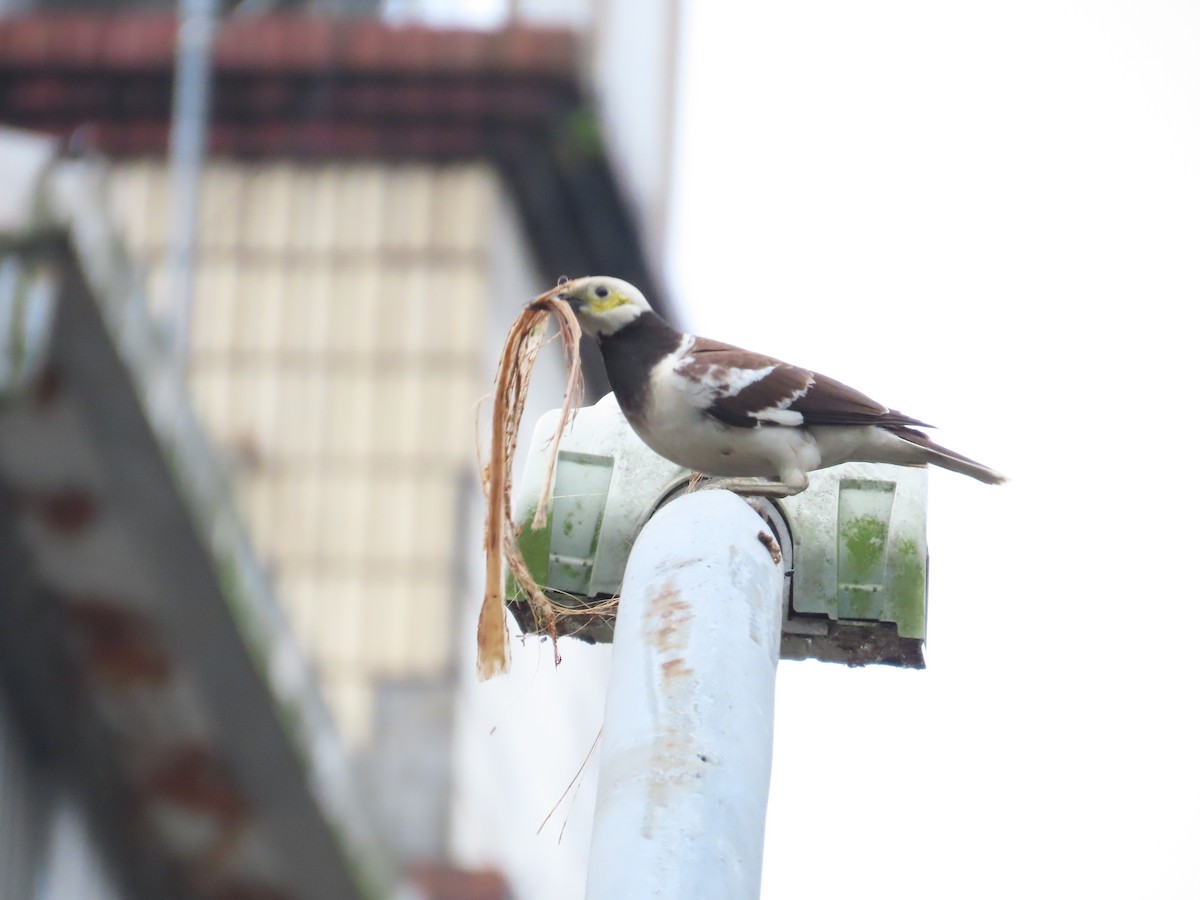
[{"left": 554, "top": 275, "right": 1005, "bottom": 496}]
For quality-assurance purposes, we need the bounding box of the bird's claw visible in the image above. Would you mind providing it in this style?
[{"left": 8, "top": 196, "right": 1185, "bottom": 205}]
[{"left": 694, "top": 477, "right": 804, "bottom": 498}]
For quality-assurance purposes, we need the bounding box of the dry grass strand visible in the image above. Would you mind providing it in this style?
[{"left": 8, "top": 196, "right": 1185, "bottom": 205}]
[{"left": 477, "top": 285, "right": 585, "bottom": 679}]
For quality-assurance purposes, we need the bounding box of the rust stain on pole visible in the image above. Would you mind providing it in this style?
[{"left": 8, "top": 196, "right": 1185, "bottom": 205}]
[
  {"left": 660, "top": 657, "right": 693, "bottom": 679},
  {"left": 644, "top": 581, "right": 693, "bottom": 656},
  {"left": 756, "top": 529, "right": 782, "bottom": 564},
  {"left": 638, "top": 578, "right": 707, "bottom": 837},
  {"left": 646, "top": 580, "right": 697, "bottom": 682}
]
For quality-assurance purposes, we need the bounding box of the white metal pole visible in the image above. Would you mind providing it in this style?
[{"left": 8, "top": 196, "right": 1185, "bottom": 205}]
[
  {"left": 166, "top": 0, "right": 216, "bottom": 395},
  {"left": 585, "top": 490, "right": 785, "bottom": 900}
]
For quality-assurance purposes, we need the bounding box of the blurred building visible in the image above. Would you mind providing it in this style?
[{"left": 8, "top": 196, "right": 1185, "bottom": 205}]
[
  {"left": 0, "top": 4, "right": 679, "bottom": 898},
  {"left": 0, "top": 126, "right": 382, "bottom": 900}
]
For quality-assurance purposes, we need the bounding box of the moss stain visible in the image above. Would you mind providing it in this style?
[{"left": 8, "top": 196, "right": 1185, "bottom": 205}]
[
  {"left": 889, "top": 537, "right": 926, "bottom": 637},
  {"left": 839, "top": 515, "right": 889, "bottom": 620},
  {"left": 509, "top": 511, "right": 553, "bottom": 598},
  {"left": 841, "top": 515, "right": 888, "bottom": 581}
]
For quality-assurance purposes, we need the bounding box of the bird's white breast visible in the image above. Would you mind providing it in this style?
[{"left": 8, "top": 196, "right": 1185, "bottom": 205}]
[{"left": 627, "top": 338, "right": 822, "bottom": 479}]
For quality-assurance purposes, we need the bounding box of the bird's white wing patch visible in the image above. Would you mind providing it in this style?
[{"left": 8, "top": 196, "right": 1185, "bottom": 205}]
[
  {"left": 749, "top": 402, "right": 806, "bottom": 426},
  {"left": 746, "top": 383, "right": 812, "bottom": 424},
  {"left": 707, "top": 362, "right": 777, "bottom": 397},
  {"left": 675, "top": 349, "right": 813, "bottom": 426},
  {"left": 675, "top": 351, "right": 775, "bottom": 401}
]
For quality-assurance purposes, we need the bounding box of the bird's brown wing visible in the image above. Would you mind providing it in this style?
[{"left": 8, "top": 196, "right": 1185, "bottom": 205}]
[{"left": 680, "top": 337, "right": 932, "bottom": 430}]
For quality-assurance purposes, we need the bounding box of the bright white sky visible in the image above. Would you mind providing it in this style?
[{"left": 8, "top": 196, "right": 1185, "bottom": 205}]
[{"left": 668, "top": 2, "right": 1199, "bottom": 898}]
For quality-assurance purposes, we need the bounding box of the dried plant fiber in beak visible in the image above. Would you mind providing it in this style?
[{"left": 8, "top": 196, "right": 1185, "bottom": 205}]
[{"left": 477, "top": 286, "right": 583, "bottom": 680}]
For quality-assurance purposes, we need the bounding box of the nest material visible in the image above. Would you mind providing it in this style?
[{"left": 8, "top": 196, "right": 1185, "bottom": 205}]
[{"left": 476, "top": 285, "right": 585, "bottom": 680}]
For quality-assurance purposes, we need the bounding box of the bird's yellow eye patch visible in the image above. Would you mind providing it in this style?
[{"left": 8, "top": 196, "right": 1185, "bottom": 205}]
[{"left": 589, "top": 292, "right": 628, "bottom": 313}]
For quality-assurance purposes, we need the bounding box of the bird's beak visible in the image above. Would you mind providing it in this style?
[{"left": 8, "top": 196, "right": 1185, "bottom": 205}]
[{"left": 557, "top": 292, "right": 584, "bottom": 311}]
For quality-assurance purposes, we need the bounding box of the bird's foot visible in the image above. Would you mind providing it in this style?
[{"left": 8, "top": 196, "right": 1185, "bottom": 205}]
[{"left": 696, "top": 477, "right": 804, "bottom": 498}]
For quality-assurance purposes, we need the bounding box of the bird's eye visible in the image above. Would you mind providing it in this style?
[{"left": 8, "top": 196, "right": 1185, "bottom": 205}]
[{"left": 595, "top": 285, "right": 609, "bottom": 299}]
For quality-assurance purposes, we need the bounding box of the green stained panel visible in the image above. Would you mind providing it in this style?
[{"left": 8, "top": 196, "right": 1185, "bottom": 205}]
[{"left": 836, "top": 479, "right": 897, "bottom": 620}]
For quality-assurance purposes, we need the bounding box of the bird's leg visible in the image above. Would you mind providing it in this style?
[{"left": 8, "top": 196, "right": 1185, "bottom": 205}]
[{"left": 696, "top": 477, "right": 804, "bottom": 498}]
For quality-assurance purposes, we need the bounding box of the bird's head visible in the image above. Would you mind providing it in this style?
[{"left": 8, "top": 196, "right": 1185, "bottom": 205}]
[{"left": 555, "top": 276, "right": 651, "bottom": 337}]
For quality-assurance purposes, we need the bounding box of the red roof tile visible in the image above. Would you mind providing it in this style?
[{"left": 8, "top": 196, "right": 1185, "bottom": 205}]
[
  {"left": 0, "top": 14, "right": 581, "bottom": 160},
  {"left": 0, "top": 14, "right": 578, "bottom": 76}
]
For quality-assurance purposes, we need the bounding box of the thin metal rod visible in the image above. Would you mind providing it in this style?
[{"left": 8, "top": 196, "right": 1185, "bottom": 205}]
[
  {"left": 585, "top": 490, "right": 784, "bottom": 900},
  {"left": 166, "top": 0, "right": 217, "bottom": 392}
]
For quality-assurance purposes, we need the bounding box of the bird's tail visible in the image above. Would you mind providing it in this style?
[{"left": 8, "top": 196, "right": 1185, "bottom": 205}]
[{"left": 891, "top": 426, "right": 1007, "bottom": 485}]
